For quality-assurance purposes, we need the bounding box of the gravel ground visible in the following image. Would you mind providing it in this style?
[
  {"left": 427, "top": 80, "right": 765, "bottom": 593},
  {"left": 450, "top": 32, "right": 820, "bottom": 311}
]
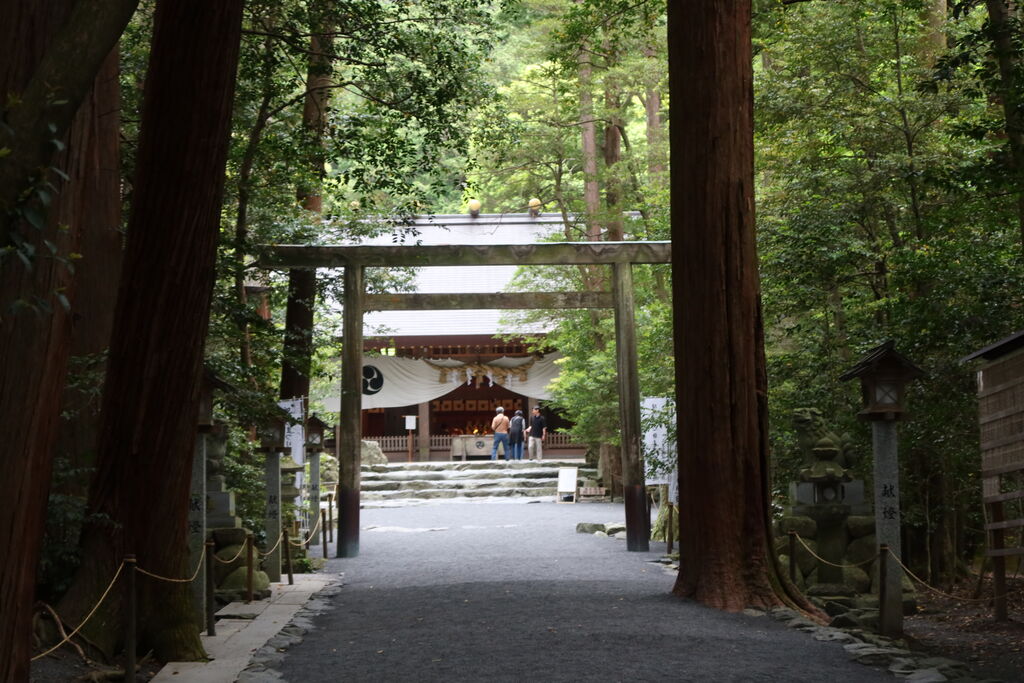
[{"left": 274, "top": 502, "right": 891, "bottom": 682}]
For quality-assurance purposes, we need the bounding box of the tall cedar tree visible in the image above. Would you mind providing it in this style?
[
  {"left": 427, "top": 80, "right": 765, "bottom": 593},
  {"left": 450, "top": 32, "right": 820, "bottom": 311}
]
[
  {"left": 0, "top": 3, "right": 123, "bottom": 678},
  {"left": 279, "top": 30, "right": 332, "bottom": 403},
  {"left": 57, "top": 0, "right": 244, "bottom": 661},
  {"left": 668, "top": 0, "right": 814, "bottom": 612}
]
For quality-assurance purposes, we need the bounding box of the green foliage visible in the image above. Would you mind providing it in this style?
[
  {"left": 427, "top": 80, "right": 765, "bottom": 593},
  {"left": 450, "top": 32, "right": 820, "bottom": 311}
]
[
  {"left": 755, "top": 0, "right": 1024, "bottom": 574},
  {"left": 221, "top": 427, "right": 268, "bottom": 542},
  {"left": 38, "top": 459, "right": 112, "bottom": 602}
]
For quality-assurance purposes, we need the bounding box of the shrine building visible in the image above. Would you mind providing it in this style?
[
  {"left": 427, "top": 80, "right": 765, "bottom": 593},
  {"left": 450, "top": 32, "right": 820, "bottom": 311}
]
[{"left": 321, "top": 210, "right": 591, "bottom": 461}]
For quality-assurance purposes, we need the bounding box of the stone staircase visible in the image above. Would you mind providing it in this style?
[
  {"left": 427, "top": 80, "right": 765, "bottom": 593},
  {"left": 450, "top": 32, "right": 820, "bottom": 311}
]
[{"left": 360, "top": 460, "right": 599, "bottom": 507}]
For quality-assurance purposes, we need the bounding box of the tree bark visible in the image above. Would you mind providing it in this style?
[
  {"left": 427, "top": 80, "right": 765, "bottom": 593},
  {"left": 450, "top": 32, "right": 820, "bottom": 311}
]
[
  {"left": 603, "top": 78, "right": 623, "bottom": 240},
  {"left": 55, "top": 50, "right": 124, "bottom": 479},
  {"left": 668, "top": 0, "right": 815, "bottom": 612},
  {"left": 58, "top": 0, "right": 244, "bottom": 661},
  {"left": 921, "top": 0, "right": 947, "bottom": 63},
  {"left": 984, "top": 0, "right": 1024, "bottom": 247},
  {"left": 279, "top": 31, "right": 332, "bottom": 402},
  {"left": 0, "top": 2, "right": 122, "bottom": 677},
  {"left": 0, "top": 0, "right": 138, "bottom": 245},
  {"left": 579, "top": 51, "right": 601, "bottom": 241}
]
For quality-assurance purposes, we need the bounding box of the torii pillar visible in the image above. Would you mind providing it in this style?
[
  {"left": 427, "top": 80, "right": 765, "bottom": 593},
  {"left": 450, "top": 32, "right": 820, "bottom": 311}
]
[
  {"left": 613, "top": 262, "right": 648, "bottom": 551},
  {"left": 337, "top": 265, "right": 364, "bottom": 557}
]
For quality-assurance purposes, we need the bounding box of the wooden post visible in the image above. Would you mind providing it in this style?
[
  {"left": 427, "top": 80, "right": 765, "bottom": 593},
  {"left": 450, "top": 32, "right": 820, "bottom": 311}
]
[
  {"left": 666, "top": 504, "right": 674, "bottom": 555},
  {"left": 245, "top": 532, "right": 254, "bottom": 604},
  {"left": 322, "top": 509, "right": 329, "bottom": 559},
  {"left": 991, "top": 501, "right": 1008, "bottom": 621},
  {"left": 205, "top": 540, "right": 216, "bottom": 636},
  {"left": 327, "top": 491, "right": 334, "bottom": 543},
  {"left": 407, "top": 428, "right": 414, "bottom": 462},
  {"left": 124, "top": 555, "right": 137, "bottom": 683},
  {"left": 613, "top": 261, "right": 647, "bottom": 552},
  {"left": 283, "top": 528, "right": 294, "bottom": 585},
  {"left": 337, "top": 264, "right": 364, "bottom": 558},
  {"left": 417, "top": 400, "right": 430, "bottom": 461}
]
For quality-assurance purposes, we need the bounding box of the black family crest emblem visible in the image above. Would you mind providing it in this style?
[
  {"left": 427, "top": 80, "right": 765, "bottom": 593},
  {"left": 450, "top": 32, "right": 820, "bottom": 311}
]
[{"left": 362, "top": 365, "right": 384, "bottom": 395}]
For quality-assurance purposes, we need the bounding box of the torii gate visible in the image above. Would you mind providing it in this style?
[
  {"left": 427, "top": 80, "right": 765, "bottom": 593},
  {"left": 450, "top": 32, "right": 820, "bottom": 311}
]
[{"left": 261, "top": 240, "right": 671, "bottom": 555}]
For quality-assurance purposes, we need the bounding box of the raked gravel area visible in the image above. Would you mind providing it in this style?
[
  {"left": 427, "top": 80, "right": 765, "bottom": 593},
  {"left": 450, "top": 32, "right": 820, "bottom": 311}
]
[{"left": 261, "top": 502, "right": 904, "bottom": 683}]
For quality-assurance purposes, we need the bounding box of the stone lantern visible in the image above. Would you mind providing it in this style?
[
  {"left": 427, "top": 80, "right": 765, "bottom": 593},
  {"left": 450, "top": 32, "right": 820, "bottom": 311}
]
[
  {"left": 259, "top": 413, "right": 287, "bottom": 452},
  {"left": 840, "top": 340, "right": 924, "bottom": 421},
  {"left": 840, "top": 340, "right": 924, "bottom": 637},
  {"left": 306, "top": 414, "right": 328, "bottom": 450}
]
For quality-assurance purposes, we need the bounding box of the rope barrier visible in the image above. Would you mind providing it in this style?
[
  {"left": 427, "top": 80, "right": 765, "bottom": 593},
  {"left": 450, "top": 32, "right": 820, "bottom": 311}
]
[
  {"left": 288, "top": 512, "right": 323, "bottom": 547},
  {"left": 259, "top": 532, "right": 284, "bottom": 558},
  {"left": 884, "top": 547, "right": 1017, "bottom": 603},
  {"left": 31, "top": 562, "right": 126, "bottom": 662},
  {"left": 793, "top": 534, "right": 875, "bottom": 569},
  {"left": 135, "top": 545, "right": 206, "bottom": 584},
  {"left": 213, "top": 541, "right": 248, "bottom": 565},
  {"left": 790, "top": 533, "right": 1020, "bottom": 602}
]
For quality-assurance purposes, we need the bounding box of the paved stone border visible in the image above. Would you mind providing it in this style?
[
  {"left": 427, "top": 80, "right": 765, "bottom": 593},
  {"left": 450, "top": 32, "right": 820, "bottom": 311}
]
[
  {"left": 235, "top": 578, "right": 345, "bottom": 683},
  {"left": 762, "top": 607, "right": 1005, "bottom": 682},
  {"left": 642, "top": 547, "right": 1006, "bottom": 683}
]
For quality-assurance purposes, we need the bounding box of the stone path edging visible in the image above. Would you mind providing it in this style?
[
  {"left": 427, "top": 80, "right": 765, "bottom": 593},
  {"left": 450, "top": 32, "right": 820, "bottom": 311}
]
[
  {"left": 150, "top": 573, "right": 341, "bottom": 683},
  {"left": 760, "top": 606, "right": 1003, "bottom": 683}
]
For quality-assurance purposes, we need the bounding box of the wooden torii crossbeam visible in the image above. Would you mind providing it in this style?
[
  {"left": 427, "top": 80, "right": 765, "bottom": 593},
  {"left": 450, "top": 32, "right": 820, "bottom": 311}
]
[{"left": 258, "top": 240, "right": 671, "bottom": 556}]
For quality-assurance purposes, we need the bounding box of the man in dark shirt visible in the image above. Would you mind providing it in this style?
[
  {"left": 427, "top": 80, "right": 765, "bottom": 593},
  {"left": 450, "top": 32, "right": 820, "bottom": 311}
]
[{"left": 527, "top": 406, "right": 546, "bottom": 461}]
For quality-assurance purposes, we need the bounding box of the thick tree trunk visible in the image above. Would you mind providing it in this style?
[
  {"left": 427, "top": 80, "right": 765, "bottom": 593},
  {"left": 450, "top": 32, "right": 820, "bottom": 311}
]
[
  {"left": 668, "top": 0, "right": 813, "bottom": 612},
  {"left": 0, "top": 0, "right": 138, "bottom": 244},
  {"left": 603, "top": 80, "right": 623, "bottom": 241},
  {"left": 55, "top": 50, "right": 124, "bottom": 479},
  {"left": 279, "top": 31, "right": 332, "bottom": 402},
  {"left": 58, "top": 0, "right": 244, "bottom": 661},
  {"left": 0, "top": 2, "right": 121, "bottom": 678},
  {"left": 579, "top": 53, "right": 601, "bottom": 241},
  {"left": 922, "top": 0, "right": 947, "bottom": 62},
  {"left": 984, "top": 0, "right": 1024, "bottom": 247},
  {"left": 279, "top": 269, "right": 317, "bottom": 400}
]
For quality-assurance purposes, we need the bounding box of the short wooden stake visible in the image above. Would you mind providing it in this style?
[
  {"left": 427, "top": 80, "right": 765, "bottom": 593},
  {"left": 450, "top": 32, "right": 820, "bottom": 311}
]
[
  {"left": 124, "top": 555, "right": 137, "bottom": 683},
  {"left": 205, "top": 540, "right": 216, "bottom": 636},
  {"left": 321, "top": 509, "right": 328, "bottom": 559},
  {"left": 991, "top": 501, "right": 1009, "bottom": 621},
  {"left": 666, "top": 505, "right": 674, "bottom": 555},
  {"left": 327, "top": 492, "right": 334, "bottom": 543},
  {"left": 283, "top": 528, "right": 294, "bottom": 585},
  {"left": 245, "top": 532, "right": 254, "bottom": 604}
]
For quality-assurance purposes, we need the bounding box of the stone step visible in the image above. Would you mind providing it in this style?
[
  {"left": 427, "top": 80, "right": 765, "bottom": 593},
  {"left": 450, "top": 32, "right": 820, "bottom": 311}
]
[
  {"left": 362, "top": 486, "right": 559, "bottom": 501},
  {"left": 361, "top": 459, "right": 589, "bottom": 473},
  {"left": 362, "top": 478, "right": 561, "bottom": 492},
  {"left": 357, "top": 460, "right": 596, "bottom": 505},
  {"left": 360, "top": 468, "right": 597, "bottom": 483}
]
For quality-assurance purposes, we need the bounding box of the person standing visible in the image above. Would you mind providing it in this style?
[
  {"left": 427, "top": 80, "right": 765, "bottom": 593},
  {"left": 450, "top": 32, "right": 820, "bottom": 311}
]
[
  {"left": 508, "top": 409, "right": 526, "bottom": 461},
  {"left": 527, "top": 406, "right": 546, "bottom": 461},
  {"left": 491, "top": 406, "right": 510, "bottom": 461}
]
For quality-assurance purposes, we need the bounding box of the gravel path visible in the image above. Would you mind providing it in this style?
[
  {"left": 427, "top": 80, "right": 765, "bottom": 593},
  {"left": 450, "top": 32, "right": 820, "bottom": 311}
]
[{"left": 273, "top": 502, "right": 891, "bottom": 682}]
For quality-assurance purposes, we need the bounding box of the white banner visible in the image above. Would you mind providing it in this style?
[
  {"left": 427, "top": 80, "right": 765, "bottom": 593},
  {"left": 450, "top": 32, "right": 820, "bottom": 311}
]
[
  {"left": 322, "top": 354, "right": 562, "bottom": 411},
  {"left": 278, "top": 398, "right": 305, "bottom": 465},
  {"left": 642, "top": 397, "right": 677, "bottom": 503}
]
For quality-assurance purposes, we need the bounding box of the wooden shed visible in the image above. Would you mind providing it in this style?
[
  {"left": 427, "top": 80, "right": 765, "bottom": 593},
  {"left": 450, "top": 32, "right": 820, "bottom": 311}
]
[{"left": 963, "top": 330, "right": 1024, "bottom": 619}]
